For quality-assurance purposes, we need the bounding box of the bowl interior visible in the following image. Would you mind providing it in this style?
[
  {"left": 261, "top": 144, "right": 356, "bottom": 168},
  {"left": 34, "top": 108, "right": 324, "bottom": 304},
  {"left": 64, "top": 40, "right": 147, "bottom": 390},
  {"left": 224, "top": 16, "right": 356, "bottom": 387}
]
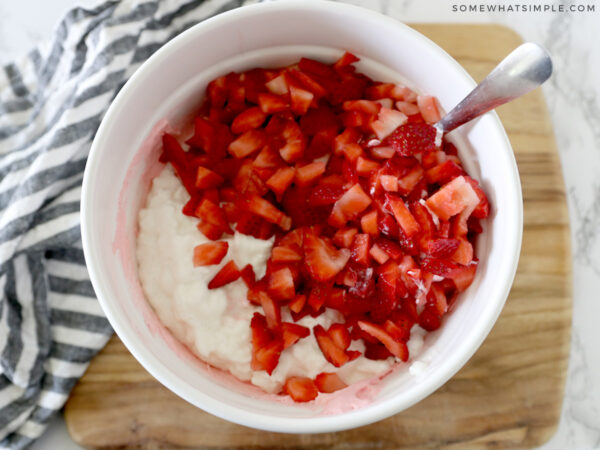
[{"left": 82, "top": 1, "right": 522, "bottom": 433}]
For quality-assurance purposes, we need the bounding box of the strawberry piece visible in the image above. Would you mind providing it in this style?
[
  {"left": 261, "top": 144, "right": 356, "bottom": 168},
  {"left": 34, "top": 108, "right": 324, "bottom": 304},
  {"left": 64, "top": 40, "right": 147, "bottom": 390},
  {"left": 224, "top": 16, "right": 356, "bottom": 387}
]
[
  {"left": 253, "top": 145, "right": 283, "bottom": 170},
  {"left": 378, "top": 213, "right": 400, "bottom": 239},
  {"left": 279, "top": 120, "right": 306, "bottom": 162},
  {"left": 287, "top": 69, "right": 327, "bottom": 98},
  {"left": 369, "top": 243, "right": 390, "bottom": 264},
  {"left": 265, "top": 74, "right": 288, "bottom": 95},
  {"left": 271, "top": 244, "right": 302, "bottom": 262},
  {"left": 451, "top": 261, "right": 478, "bottom": 292},
  {"left": 240, "top": 264, "right": 256, "bottom": 288},
  {"left": 197, "top": 222, "right": 223, "bottom": 240},
  {"left": 195, "top": 166, "right": 224, "bottom": 189},
  {"left": 375, "top": 237, "right": 403, "bottom": 260},
  {"left": 386, "top": 193, "right": 420, "bottom": 238},
  {"left": 425, "top": 160, "right": 464, "bottom": 185},
  {"left": 329, "top": 184, "right": 372, "bottom": 227},
  {"left": 328, "top": 324, "right": 351, "bottom": 350},
  {"left": 186, "top": 118, "right": 232, "bottom": 159},
  {"left": 259, "top": 291, "right": 281, "bottom": 330},
  {"left": 289, "top": 85, "right": 314, "bottom": 115},
  {"left": 228, "top": 129, "right": 265, "bottom": 158},
  {"left": 427, "top": 238, "right": 461, "bottom": 258},
  {"left": 383, "top": 123, "right": 437, "bottom": 156},
  {"left": 231, "top": 106, "right": 267, "bottom": 134},
  {"left": 284, "top": 377, "right": 318, "bottom": 402},
  {"left": 314, "top": 325, "right": 350, "bottom": 367},
  {"left": 288, "top": 293, "right": 307, "bottom": 314},
  {"left": 193, "top": 241, "right": 228, "bottom": 266},
  {"left": 364, "top": 342, "right": 393, "bottom": 360},
  {"left": 309, "top": 175, "right": 345, "bottom": 206},
  {"left": 417, "top": 95, "right": 441, "bottom": 123},
  {"left": 395, "top": 101, "right": 420, "bottom": 116},
  {"left": 283, "top": 185, "right": 332, "bottom": 228},
  {"left": 360, "top": 210, "right": 379, "bottom": 236},
  {"left": 196, "top": 199, "right": 232, "bottom": 235},
  {"left": 257, "top": 92, "right": 289, "bottom": 114},
  {"left": 208, "top": 260, "right": 241, "bottom": 289},
  {"left": 235, "top": 213, "right": 274, "bottom": 240},
  {"left": 295, "top": 161, "right": 327, "bottom": 186},
  {"left": 333, "top": 227, "right": 358, "bottom": 248},
  {"left": 268, "top": 267, "right": 296, "bottom": 301},
  {"left": 240, "top": 194, "right": 292, "bottom": 231},
  {"left": 334, "top": 51, "right": 359, "bottom": 69},
  {"left": 307, "top": 283, "right": 331, "bottom": 312},
  {"left": 315, "top": 372, "right": 347, "bottom": 393},
  {"left": 464, "top": 176, "right": 490, "bottom": 219},
  {"left": 397, "top": 165, "right": 424, "bottom": 195},
  {"left": 351, "top": 233, "right": 371, "bottom": 266},
  {"left": 281, "top": 322, "right": 310, "bottom": 349},
  {"left": 371, "top": 107, "right": 408, "bottom": 140},
  {"left": 356, "top": 157, "right": 380, "bottom": 177},
  {"left": 343, "top": 99, "right": 381, "bottom": 115},
  {"left": 266, "top": 166, "right": 296, "bottom": 201},
  {"left": 419, "top": 306, "right": 442, "bottom": 331},
  {"left": 357, "top": 321, "right": 408, "bottom": 361},
  {"left": 161, "top": 134, "right": 197, "bottom": 195},
  {"left": 425, "top": 176, "right": 480, "bottom": 221},
  {"left": 303, "top": 233, "right": 350, "bottom": 282},
  {"left": 380, "top": 174, "right": 399, "bottom": 192}
]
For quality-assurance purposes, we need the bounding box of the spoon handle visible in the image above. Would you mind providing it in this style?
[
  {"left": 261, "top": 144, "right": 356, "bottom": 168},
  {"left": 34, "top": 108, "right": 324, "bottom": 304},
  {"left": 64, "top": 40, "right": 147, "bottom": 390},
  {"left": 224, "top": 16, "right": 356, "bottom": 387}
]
[{"left": 436, "top": 43, "right": 553, "bottom": 134}]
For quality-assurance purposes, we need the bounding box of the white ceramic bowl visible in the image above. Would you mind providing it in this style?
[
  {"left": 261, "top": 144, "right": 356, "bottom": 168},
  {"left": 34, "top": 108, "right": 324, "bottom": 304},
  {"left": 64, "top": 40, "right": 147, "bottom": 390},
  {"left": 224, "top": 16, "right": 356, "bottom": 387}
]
[{"left": 81, "top": 0, "right": 522, "bottom": 433}]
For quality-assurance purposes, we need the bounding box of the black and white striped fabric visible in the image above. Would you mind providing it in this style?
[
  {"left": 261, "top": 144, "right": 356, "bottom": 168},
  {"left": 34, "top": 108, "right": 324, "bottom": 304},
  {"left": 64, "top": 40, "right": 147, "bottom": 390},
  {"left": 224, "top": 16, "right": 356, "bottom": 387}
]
[{"left": 0, "top": 0, "right": 251, "bottom": 447}]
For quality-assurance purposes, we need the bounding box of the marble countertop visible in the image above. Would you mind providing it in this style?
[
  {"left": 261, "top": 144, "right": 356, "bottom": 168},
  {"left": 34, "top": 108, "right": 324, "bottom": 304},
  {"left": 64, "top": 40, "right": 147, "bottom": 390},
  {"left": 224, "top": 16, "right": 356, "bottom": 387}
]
[{"left": 1, "top": 0, "right": 599, "bottom": 448}]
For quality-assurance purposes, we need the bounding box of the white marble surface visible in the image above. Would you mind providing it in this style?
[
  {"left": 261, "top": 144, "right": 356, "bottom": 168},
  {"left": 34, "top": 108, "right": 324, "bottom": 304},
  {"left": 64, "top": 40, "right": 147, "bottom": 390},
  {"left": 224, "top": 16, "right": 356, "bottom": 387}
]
[{"left": 1, "top": 0, "right": 599, "bottom": 449}]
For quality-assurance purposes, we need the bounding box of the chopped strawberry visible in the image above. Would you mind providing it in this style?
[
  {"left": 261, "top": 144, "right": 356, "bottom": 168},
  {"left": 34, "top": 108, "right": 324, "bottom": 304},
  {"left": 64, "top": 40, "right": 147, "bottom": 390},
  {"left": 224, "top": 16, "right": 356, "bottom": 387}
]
[
  {"left": 395, "top": 101, "right": 420, "bottom": 116},
  {"left": 266, "top": 166, "right": 296, "bottom": 201},
  {"left": 383, "top": 122, "right": 437, "bottom": 157},
  {"left": 228, "top": 129, "right": 265, "bottom": 158},
  {"left": 289, "top": 85, "right": 314, "bottom": 115},
  {"left": 369, "top": 243, "right": 390, "bottom": 264},
  {"left": 351, "top": 233, "right": 371, "bottom": 266},
  {"left": 307, "top": 283, "right": 331, "bottom": 312},
  {"left": 281, "top": 322, "right": 310, "bottom": 349},
  {"left": 397, "top": 165, "right": 424, "bottom": 195},
  {"left": 329, "top": 184, "right": 372, "bottom": 227},
  {"left": 240, "top": 194, "right": 292, "bottom": 231},
  {"left": 208, "top": 260, "right": 241, "bottom": 289},
  {"left": 428, "top": 238, "right": 461, "bottom": 258},
  {"left": 196, "top": 198, "right": 232, "bottom": 235},
  {"left": 417, "top": 95, "right": 441, "bottom": 123},
  {"left": 425, "top": 160, "right": 464, "bottom": 185},
  {"left": 357, "top": 321, "right": 408, "bottom": 361},
  {"left": 193, "top": 241, "right": 228, "bottom": 266},
  {"left": 259, "top": 291, "right": 281, "bottom": 330},
  {"left": 425, "top": 176, "right": 480, "bottom": 221},
  {"left": 271, "top": 244, "right": 302, "bottom": 262},
  {"left": 195, "top": 166, "right": 224, "bottom": 190},
  {"left": 356, "top": 157, "right": 380, "bottom": 177},
  {"left": 268, "top": 267, "right": 296, "bottom": 301},
  {"left": 370, "top": 107, "right": 408, "bottom": 140},
  {"left": 327, "top": 323, "right": 351, "bottom": 350},
  {"left": 240, "top": 264, "right": 256, "bottom": 287},
  {"left": 314, "top": 325, "right": 350, "bottom": 367},
  {"left": 303, "top": 233, "right": 350, "bottom": 281},
  {"left": 279, "top": 120, "right": 306, "bottom": 162},
  {"left": 257, "top": 92, "right": 289, "bottom": 114},
  {"left": 360, "top": 210, "right": 379, "bottom": 235},
  {"left": 380, "top": 174, "right": 399, "bottom": 192},
  {"left": 334, "top": 51, "right": 359, "bottom": 68},
  {"left": 197, "top": 221, "right": 223, "bottom": 240},
  {"left": 315, "top": 372, "right": 347, "bottom": 393},
  {"left": 284, "top": 377, "right": 318, "bottom": 402},
  {"left": 295, "top": 161, "right": 327, "bottom": 186},
  {"left": 385, "top": 193, "right": 421, "bottom": 238},
  {"left": 288, "top": 293, "right": 307, "bottom": 314},
  {"left": 235, "top": 213, "right": 274, "bottom": 240},
  {"left": 309, "top": 175, "right": 345, "bottom": 206},
  {"left": 333, "top": 227, "right": 358, "bottom": 248},
  {"left": 464, "top": 176, "right": 490, "bottom": 219},
  {"left": 231, "top": 106, "right": 267, "bottom": 134},
  {"left": 265, "top": 74, "right": 288, "bottom": 95}
]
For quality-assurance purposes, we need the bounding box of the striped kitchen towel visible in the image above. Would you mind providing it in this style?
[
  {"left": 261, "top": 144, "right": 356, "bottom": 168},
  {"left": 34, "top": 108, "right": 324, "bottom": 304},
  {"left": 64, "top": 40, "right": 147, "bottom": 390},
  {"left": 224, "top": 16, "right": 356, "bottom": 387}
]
[{"left": 0, "top": 0, "right": 253, "bottom": 447}]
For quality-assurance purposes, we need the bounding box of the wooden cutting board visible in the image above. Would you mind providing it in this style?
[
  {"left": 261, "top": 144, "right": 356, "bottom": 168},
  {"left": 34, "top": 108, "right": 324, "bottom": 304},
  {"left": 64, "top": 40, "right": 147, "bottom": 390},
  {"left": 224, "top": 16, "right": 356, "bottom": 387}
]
[{"left": 64, "top": 24, "right": 572, "bottom": 449}]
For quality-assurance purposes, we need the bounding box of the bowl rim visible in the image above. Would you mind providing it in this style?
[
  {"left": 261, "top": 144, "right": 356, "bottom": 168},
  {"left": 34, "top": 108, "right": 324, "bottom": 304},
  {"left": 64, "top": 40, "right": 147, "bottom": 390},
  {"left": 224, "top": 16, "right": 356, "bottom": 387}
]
[{"left": 81, "top": 0, "right": 523, "bottom": 433}]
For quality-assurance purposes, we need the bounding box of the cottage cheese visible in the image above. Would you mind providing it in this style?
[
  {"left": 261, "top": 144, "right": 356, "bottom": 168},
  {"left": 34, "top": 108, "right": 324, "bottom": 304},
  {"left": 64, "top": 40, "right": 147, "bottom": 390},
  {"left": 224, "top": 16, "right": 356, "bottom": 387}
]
[{"left": 137, "top": 165, "right": 416, "bottom": 394}]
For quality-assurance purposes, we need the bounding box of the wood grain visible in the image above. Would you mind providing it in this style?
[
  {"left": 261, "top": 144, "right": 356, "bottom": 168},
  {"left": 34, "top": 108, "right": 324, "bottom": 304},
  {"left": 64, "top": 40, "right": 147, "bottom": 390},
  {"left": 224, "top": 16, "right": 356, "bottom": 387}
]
[{"left": 64, "top": 24, "right": 572, "bottom": 449}]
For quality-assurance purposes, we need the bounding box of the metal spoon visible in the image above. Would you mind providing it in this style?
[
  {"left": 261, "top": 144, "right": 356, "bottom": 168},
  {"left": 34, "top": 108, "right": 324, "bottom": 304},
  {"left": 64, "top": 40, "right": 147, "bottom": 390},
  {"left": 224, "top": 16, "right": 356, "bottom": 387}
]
[{"left": 434, "top": 42, "right": 553, "bottom": 135}]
